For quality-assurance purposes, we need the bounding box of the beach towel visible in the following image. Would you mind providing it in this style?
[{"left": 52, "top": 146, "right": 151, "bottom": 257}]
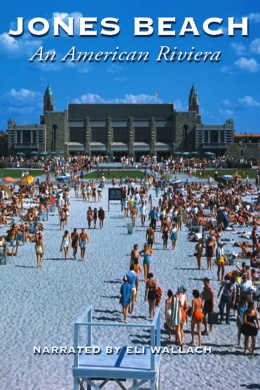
[{"left": 169, "top": 296, "right": 182, "bottom": 327}]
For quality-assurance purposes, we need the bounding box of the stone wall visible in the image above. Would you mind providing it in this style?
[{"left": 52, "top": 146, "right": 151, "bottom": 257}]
[
  {"left": 226, "top": 143, "right": 260, "bottom": 161},
  {"left": 44, "top": 111, "right": 66, "bottom": 152},
  {"left": 174, "top": 112, "right": 197, "bottom": 151}
]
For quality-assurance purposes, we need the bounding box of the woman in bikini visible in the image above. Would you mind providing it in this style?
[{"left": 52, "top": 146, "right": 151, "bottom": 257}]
[
  {"left": 190, "top": 289, "right": 204, "bottom": 347},
  {"left": 144, "top": 272, "right": 157, "bottom": 319},
  {"left": 195, "top": 239, "right": 203, "bottom": 271}
]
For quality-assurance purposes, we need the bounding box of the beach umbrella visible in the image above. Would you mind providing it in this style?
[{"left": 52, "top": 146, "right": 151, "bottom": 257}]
[
  {"left": 16, "top": 152, "right": 26, "bottom": 157},
  {"left": 173, "top": 152, "right": 182, "bottom": 156},
  {"left": 182, "top": 152, "right": 191, "bottom": 157},
  {"left": 191, "top": 151, "right": 200, "bottom": 157},
  {"left": 171, "top": 179, "right": 182, "bottom": 185},
  {"left": 16, "top": 175, "right": 34, "bottom": 186},
  {"left": 204, "top": 152, "right": 216, "bottom": 157},
  {"left": 0, "top": 184, "right": 11, "bottom": 194},
  {"left": 3, "top": 176, "right": 15, "bottom": 183},
  {"left": 40, "top": 152, "right": 49, "bottom": 156},
  {"left": 30, "top": 151, "right": 39, "bottom": 155}
]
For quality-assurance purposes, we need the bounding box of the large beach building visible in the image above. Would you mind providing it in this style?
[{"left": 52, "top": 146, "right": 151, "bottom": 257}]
[{"left": 7, "top": 84, "right": 240, "bottom": 159}]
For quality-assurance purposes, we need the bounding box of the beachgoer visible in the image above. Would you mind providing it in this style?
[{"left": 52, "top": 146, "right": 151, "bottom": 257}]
[
  {"left": 178, "top": 285, "right": 189, "bottom": 345},
  {"left": 240, "top": 301, "right": 259, "bottom": 355},
  {"left": 35, "top": 234, "right": 44, "bottom": 268},
  {"left": 195, "top": 239, "right": 203, "bottom": 271},
  {"left": 165, "top": 289, "right": 174, "bottom": 339},
  {"left": 87, "top": 207, "right": 93, "bottom": 229},
  {"left": 202, "top": 277, "right": 215, "bottom": 334},
  {"left": 170, "top": 222, "right": 178, "bottom": 251},
  {"left": 217, "top": 277, "right": 237, "bottom": 325},
  {"left": 79, "top": 228, "right": 90, "bottom": 260},
  {"left": 146, "top": 224, "right": 155, "bottom": 249},
  {"left": 119, "top": 276, "right": 131, "bottom": 323},
  {"left": 237, "top": 295, "right": 248, "bottom": 348},
  {"left": 139, "top": 243, "right": 153, "bottom": 281},
  {"left": 190, "top": 289, "right": 204, "bottom": 347},
  {"left": 71, "top": 228, "right": 79, "bottom": 259},
  {"left": 205, "top": 237, "right": 214, "bottom": 271},
  {"left": 126, "top": 264, "right": 138, "bottom": 314},
  {"left": 93, "top": 208, "right": 98, "bottom": 229},
  {"left": 216, "top": 241, "right": 226, "bottom": 282},
  {"left": 98, "top": 207, "right": 105, "bottom": 229},
  {"left": 61, "top": 230, "right": 71, "bottom": 260},
  {"left": 144, "top": 272, "right": 157, "bottom": 319}
]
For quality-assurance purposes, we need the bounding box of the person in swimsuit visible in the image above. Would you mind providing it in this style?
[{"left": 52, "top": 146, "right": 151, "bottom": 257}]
[
  {"left": 93, "top": 208, "right": 98, "bottom": 229},
  {"left": 195, "top": 239, "right": 203, "bottom": 271},
  {"left": 202, "top": 278, "right": 215, "bottom": 334},
  {"left": 61, "top": 230, "right": 71, "bottom": 260},
  {"left": 71, "top": 228, "right": 79, "bottom": 259},
  {"left": 35, "top": 234, "right": 44, "bottom": 268},
  {"left": 130, "top": 244, "right": 139, "bottom": 267},
  {"left": 165, "top": 289, "right": 174, "bottom": 339},
  {"left": 144, "top": 272, "right": 157, "bottom": 319},
  {"left": 139, "top": 243, "right": 153, "bottom": 281},
  {"left": 119, "top": 276, "right": 132, "bottom": 323},
  {"left": 240, "top": 301, "right": 259, "bottom": 355},
  {"left": 79, "top": 228, "right": 90, "bottom": 260},
  {"left": 162, "top": 222, "right": 169, "bottom": 250},
  {"left": 170, "top": 222, "right": 178, "bottom": 251},
  {"left": 190, "top": 289, "right": 204, "bottom": 346},
  {"left": 146, "top": 224, "right": 155, "bottom": 249},
  {"left": 205, "top": 237, "right": 214, "bottom": 270}
]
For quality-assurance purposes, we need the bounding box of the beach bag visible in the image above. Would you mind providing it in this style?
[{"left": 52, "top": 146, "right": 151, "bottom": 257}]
[{"left": 208, "top": 312, "right": 219, "bottom": 325}]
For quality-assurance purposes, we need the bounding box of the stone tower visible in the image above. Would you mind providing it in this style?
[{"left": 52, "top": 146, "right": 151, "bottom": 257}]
[
  {"left": 44, "top": 84, "right": 54, "bottom": 113},
  {"left": 188, "top": 84, "right": 199, "bottom": 114}
]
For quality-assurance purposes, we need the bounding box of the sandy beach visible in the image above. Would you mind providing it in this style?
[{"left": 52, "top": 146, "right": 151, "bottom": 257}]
[{"left": 0, "top": 173, "right": 259, "bottom": 390}]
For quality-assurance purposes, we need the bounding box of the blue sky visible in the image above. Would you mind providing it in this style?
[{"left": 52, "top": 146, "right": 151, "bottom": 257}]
[{"left": 0, "top": 0, "right": 259, "bottom": 134}]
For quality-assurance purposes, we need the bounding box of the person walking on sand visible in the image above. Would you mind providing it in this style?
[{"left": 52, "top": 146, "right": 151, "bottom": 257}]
[
  {"left": 170, "top": 222, "right": 178, "bottom": 251},
  {"left": 139, "top": 243, "right": 153, "bottom": 282},
  {"left": 165, "top": 289, "right": 174, "bottom": 339},
  {"left": 190, "top": 289, "right": 204, "bottom": 347},
  {"left": 216, "top": 241, "right": 226, "bottom": 282},
  {"left": 87, "top": 207, "right": 93, "bottom": 229},
  {"left": 35, "top": 233, "right": 44, "bottom": 268},
  {"left": 146, "top": 223, "right": 155, "bottom": 249},
  {"left": 71, "top": 228, "right": 79, "bottom": 259},
  {"left": 240, "top": 301, "right": 259, "bottom": 356},
  {"left": 119, "top": 276, "right": 132, "bottom": 323},
  {"left": 61, "top": 230, "right": 71, "bottom": 260},
  {"left": 126, "top": 264, "right": 138, "bottom": 314},
  {"left": 202, "top": 277, "right": 215, "bottom": 334},
  {"left": 79, "top": 228, "right": 89, "bottom": 260},
  {"left": 98, "top": 207, "right": 105, "bottom": 229},
  {"left": 145, "top": 272, "right": 157, "bottom": 319},
  {"left": 217, "top": 277, "right": 237, "bottom": 325},
  {"left": 195, "top": 239, "right": 203, "bottom": 271}
]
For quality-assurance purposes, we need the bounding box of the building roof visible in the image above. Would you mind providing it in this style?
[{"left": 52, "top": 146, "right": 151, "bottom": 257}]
[{"left": 68, "top": 104, "right": 174, "bottom": 121}]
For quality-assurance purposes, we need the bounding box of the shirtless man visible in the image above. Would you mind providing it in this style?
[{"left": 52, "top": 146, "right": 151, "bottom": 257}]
[
  {"left": 79, "top": 228, "right": 90, "bottom": 260},
  {"left": 130, "top": 244, "right": 139, "bottom": 267},
  {"left": 202, "top": 278, "right": 215, "bottom": 334},
  {"left": 146, "top": 223, "right": 155, "bottom": 249},
  {"left": 71, "top": 228, "right": 79, "bottom": 259}
]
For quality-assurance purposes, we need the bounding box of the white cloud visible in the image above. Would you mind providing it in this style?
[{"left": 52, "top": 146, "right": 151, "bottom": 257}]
[
  {"left": 248, "top": 13, "right": 260, "bottom": 23},
  {"left": 234, "top": 57, "right": 259, "bottom": 72},
  {"left": 72, "top": 93, "right": 161, "bottom": 104},
  {"left": 222, "top": 99, "right": 231, "bottom": 106},
  {"left": 238, "top": 96, "right": 260, "bottom": 107},
  {"left": 220, "top": 66, "right": 233, "bottom": 73},
  {"left": 8, "top": 88, "right": 38, "bottom": 99},
  {"left": 250, "top": 38, "right": 260, "bottom": 54},
  {"left": 231, "top": 42, "right": 246, "bottom": 55},
  {"left": 219, "top": 109, "right": 233, "bottom": 116},
  {"left": 107, "top": 64, "right": 122, "bottom": 73},
  {"left": 173, "top": 100, "right": 186, "bottom": 111},
  {"left": 0, "top": 33, "right": 42, "bottom": 59}
]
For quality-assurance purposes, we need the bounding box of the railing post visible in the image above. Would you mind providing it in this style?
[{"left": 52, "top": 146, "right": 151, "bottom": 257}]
[
  {"left": 151, "top": 324, "right": 155, "bottom": 371},
  {"left": 74, "top": 323, "right": 79, "bottom": 368},
  {"left": 87, "top": 306, "right": 92, "bottom": 346}
]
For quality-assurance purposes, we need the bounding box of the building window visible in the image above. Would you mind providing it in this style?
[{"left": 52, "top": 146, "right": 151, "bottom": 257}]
[
  {"left": 52, "top": 124, "right": 57, "bottom": 151},
  {"left": 17, "top": 131, "right": 21, "bottom": 143},
  {"left": 135, "top": 127, "right": 150, "bottom": 143},
  {"left": 204, "top": 130, "right": 208, "bottom": 143},
  {"left": 23, "top": 130, "right": 31, "bottom": 143},
  {"left": 91, "top": 127, "right": 106, "bottom": 143},
  {"left": 220, "top": 131, "right": 225, "bottom": 143},
  {"left": 157, "top": 127, "right": 171, "bottom": 143},
  {"left": 70, "top": 127, "right": 85, "bottom": 143},
  {"left": 210, "top": 130, "right": 218, "bottom": 143},
  {"left": 183, "top": 124, "right": 189, "bottom": 147},
  {"left": 113, "top": 127, "right": 128, "bottom": 143},
  {"left": 33, "top": 131, "right": 37, "bottom": 143},
  {"left": 241, "top": 149, "right": 244, "bottom": 157}
]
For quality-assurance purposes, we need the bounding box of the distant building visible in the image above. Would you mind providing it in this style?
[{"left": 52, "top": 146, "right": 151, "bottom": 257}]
[{"left": 7, "top": 84, "right": 236, "bottom": 159}]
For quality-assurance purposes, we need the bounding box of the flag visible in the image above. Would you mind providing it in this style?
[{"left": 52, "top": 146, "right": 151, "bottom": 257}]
[{"left": 155, "top": 91, "right": 158, "bottom": 97}]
